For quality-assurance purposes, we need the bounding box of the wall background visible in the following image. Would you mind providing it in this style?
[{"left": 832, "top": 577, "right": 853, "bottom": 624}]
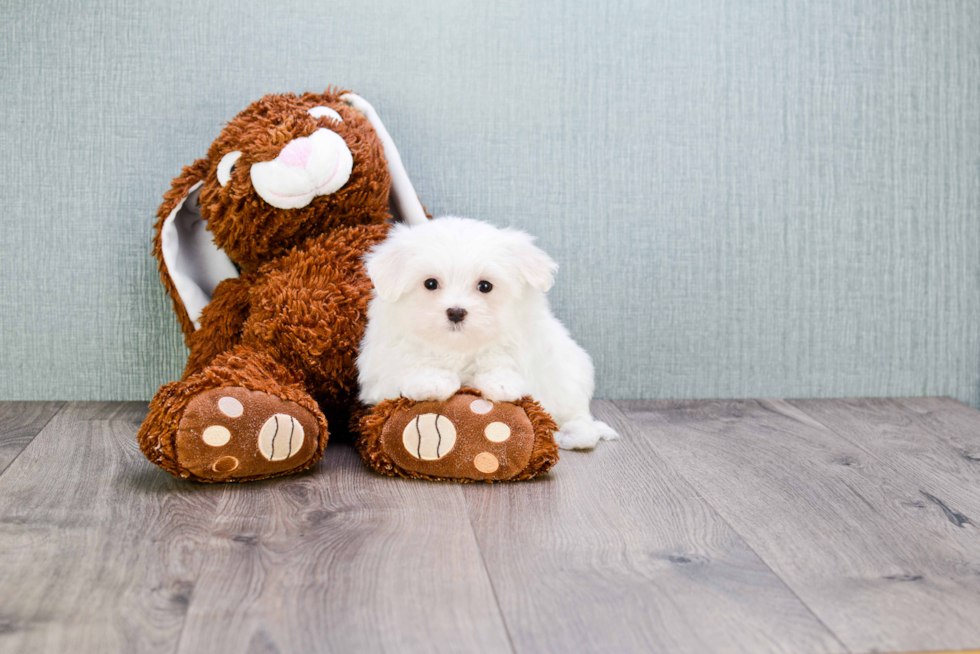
[{"left": 2, "top": 0, "right": 979, "bottom": 404}]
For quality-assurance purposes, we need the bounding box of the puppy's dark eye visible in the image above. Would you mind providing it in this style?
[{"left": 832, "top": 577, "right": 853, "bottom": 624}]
[
  {"left": 424, "top": 278, "right": 439, "bottom": 291},
  {"left": 477, "top": 280, "right": 493, "bottom": 293}
]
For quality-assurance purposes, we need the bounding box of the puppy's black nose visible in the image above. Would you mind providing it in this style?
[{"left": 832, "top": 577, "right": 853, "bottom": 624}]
[{"left": 446, "top": 307, "right": 468, "bottom": 324}]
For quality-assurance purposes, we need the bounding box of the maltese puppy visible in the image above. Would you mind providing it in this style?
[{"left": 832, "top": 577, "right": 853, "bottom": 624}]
[{"left": 357, "top": 216, "right": 619, "bottom": 449}]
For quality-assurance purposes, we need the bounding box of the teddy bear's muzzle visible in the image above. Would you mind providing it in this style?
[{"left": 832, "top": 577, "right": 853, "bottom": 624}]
[{"left": 250, "top": 128, "right": 353, "bottom": 210}]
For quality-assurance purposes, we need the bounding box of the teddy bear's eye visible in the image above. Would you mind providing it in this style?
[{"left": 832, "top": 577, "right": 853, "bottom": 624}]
[
  {"left": 307, "top": 106, "right": 343, "bottom": 123},
  {"left": 424, "top": 278, "right": 439, "bottom": 291},
  {"left": 477, "top": 280, "right": 493, "bottom": 293},
  {"left": 217, "top": 151, "right": 242, "bottom": 187}
]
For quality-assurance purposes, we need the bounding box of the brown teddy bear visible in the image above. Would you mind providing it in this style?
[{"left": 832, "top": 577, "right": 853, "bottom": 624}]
[{"left": 138, "top": 89, "right": 558, "bottom": 482}]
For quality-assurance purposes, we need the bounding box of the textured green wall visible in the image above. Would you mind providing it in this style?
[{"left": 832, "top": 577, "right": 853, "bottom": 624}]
[{"left": 1, "top": 0, "right": 978, "bottom": 403}]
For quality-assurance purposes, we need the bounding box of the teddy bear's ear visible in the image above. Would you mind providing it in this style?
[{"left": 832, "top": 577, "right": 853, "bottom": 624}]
[
  {"left": 341, "top": 93, "right": 429, "bottom": 227},
  {"left": 153, "top": 159, "right": 239, "bottom": 334}
]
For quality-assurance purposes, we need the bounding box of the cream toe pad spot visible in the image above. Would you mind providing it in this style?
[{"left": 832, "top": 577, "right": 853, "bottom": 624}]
[
  {"left": 202, "top": 425, "right": 232, "bottom": 447},
  {"left": 484, "top": 421, "right": 511, "bottom": 443},
  {"left": 217, "top": 396, "right": 244, "bottom": 418},
  {"left": 403, "top": 414, "right": 457, "bottom": 460},
  {"left": 257, "top": 414, "right": 305, "bottom": 461},
  {"left": 212, "top": 456, "right": 239, "bottom": 473},
  {"left": 469, "top": 399, "right": 494, "bottom": 414},
  {"left": 473, "top": 452, "right": 499, "bottom": 473}
]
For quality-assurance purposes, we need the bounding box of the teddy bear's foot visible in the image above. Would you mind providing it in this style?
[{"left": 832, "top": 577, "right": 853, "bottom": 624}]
[
  {"left": 356, "top": 389, "right": 559, "bottom": 482},
  {"left": 174, "top": 387, "right": 321, "bottom": 481}
]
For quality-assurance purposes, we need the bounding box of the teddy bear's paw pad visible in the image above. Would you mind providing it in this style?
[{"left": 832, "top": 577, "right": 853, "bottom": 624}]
[
  {"left": 379, "top": 392, "right": 537, "bottom": 481},
  {"left": 176, "top": 387, "right": 319, "bottom": 481}
]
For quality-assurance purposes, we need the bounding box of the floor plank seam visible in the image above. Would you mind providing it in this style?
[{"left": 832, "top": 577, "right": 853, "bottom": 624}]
[
  {"left": 0, "top": 401, "right": 66, "bottom": 478},
  {"left": 606, "top": 400, "right": 854, "bottom": 654},
  {"left": 168, "top": 477, "right": 230, "bottom": 654},
  {"left": 463, "top": 494, "right": 519, "bottom": 654}
]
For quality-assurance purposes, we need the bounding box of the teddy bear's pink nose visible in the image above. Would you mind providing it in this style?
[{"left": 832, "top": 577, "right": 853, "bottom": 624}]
[{"left": 278, "top": 138, "right": 313, "bottom": 168}]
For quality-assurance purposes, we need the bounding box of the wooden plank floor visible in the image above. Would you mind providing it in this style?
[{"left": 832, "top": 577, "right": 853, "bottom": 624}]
[{"left": 0, "top": 398, "right": 978, "bottom": 654}]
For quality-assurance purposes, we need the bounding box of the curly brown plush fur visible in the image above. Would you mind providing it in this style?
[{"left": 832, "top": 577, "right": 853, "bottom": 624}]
[
  {"left": 139, "top": 89, "right": 393, "bottom": 482},
  {"left": 151, "top": 89, "right": 390, "bottom": 342}
]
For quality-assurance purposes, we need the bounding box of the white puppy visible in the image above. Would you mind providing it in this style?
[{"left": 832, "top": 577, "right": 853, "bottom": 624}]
[{"left": 357, "top": 216, "right": 618, "bottom": 449}]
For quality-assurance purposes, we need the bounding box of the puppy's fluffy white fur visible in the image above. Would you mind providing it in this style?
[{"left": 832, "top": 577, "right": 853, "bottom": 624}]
[{"left": 357, "top": 216, "right": 618, "bottom": 449}]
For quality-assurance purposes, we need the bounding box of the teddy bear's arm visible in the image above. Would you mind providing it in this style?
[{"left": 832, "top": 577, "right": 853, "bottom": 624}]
[{"left": 182, "top": 274, "right": 256, "bottom": 378}]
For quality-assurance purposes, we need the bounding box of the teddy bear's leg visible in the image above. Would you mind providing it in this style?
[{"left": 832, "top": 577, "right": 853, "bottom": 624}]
[
  {"left": 138, "top": 344, "right": 328, "bottom": 482},
  {"left": 355, "top": 389, "right": 559, "bottom": 482}
]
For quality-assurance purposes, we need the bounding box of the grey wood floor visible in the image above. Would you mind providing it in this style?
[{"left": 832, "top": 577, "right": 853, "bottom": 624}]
[{"left": 1, "top": 399, "right": 979, "bottom": 654}]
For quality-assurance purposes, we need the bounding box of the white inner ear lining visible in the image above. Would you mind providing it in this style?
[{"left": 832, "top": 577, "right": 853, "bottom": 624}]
[{"left": 159, "top": 182, "right": 240, "bottom": 329}]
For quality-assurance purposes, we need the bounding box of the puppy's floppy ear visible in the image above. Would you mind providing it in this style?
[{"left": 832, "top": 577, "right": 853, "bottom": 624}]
[
  {"left": 364, "top": 225, "right": 417, "bottom": 302},
  {"left": 507, "top": 230, "right": 559, "bottom": 292}
]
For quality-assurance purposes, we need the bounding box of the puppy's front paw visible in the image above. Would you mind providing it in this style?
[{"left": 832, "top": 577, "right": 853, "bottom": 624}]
[
  {"left": 471, "top": 369, "right": 530, "bottom": 403},
  {"left": 400, "top": 369, "right": 461, "bottom": 402}
]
